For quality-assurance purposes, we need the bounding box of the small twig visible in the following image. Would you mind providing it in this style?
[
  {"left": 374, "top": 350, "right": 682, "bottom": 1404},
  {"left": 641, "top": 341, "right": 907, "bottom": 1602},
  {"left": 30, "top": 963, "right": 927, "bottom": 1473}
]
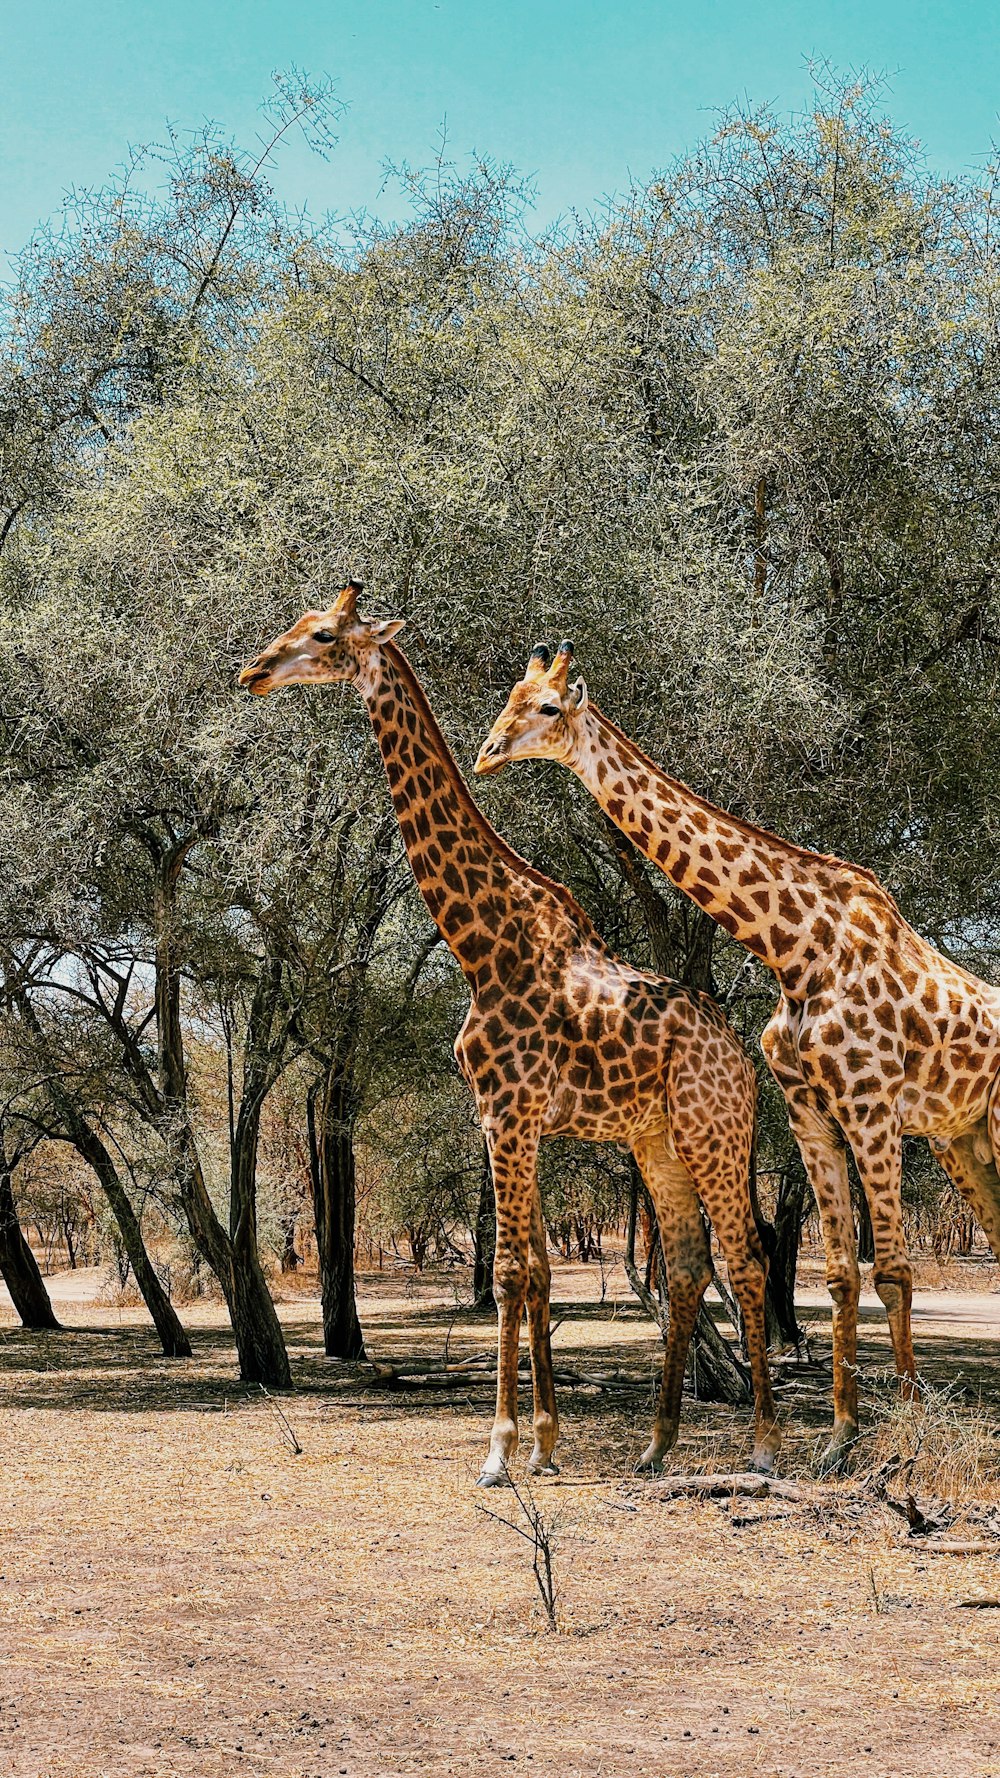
[
  {"left": 252, "top": 1382, "right": 302, "bottom": 1455},
  {"left": 476, "top": 1467, "right": 559, "bottom": 1630},
  {"left": 921, "top": 1540, "right": 997, "bottom": 1556}
]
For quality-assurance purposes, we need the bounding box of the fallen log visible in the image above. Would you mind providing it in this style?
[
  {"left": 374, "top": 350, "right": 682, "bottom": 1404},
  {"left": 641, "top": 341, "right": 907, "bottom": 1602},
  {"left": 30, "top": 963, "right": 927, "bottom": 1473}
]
[
  {"left": 365, "top": 1359, "right": 647, "bottom": 1394},
  {"left": 639, "top": 1471, "right": 802, "bottom": 1502}
]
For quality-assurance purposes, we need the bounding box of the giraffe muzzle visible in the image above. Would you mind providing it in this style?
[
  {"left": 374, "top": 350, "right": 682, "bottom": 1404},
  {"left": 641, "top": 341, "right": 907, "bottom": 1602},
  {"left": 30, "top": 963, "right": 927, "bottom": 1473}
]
[
  {"left": 474, "top": 738, "right": 508, "bottom": 775},
  {"left": 238, "top": 660, "right": 272, "bottom": 694}
]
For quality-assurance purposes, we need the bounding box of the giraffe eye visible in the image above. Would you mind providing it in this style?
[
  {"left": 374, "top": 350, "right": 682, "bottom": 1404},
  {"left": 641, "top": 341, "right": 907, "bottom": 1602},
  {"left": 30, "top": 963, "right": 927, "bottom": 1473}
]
[
  {"left": 313, "top": 629, "right": 337, "bottom": 644},
  {"left": 539, "top": 703, "right": 561, "bottom": 718}
]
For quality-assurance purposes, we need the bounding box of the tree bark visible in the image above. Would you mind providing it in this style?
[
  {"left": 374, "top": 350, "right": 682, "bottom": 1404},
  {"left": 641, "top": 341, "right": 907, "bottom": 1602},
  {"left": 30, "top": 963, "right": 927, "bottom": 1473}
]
[
  {"left": 471, "top": 1141, "right": 496, "bottom": 1310},
  {"left": 768, "top": 1153, "right": 810, "bottom": 1347},
  {"left": 67, "top": 1122, "right": 192, "bottom": 1358},
  {"left": 308, "top": 1063, "right": 366, "bottom": 1361},
  {"left": 0, "top": 1168, "right": 60, "bottom": 1330}
]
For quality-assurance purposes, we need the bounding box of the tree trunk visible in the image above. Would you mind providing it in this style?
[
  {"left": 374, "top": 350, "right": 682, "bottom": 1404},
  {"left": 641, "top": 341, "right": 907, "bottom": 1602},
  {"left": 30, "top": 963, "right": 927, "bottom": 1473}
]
[
  {"left": 308, "top": 1067, "right": 366, "bottom": 1361},
  {"left": 471, "top": 1141, "right": 495, "bottom": 1310},
  {"left": 688, "top": 1299, "right": 752, "bottom": 1404},
  {"left": 13, "top": 983, "right": 193, "bottom": 1359},
  {"left": 768, "top": 1154, "right": 810, "bottom": 1347},
  {"left": 64, "top": 1121, "right": 192, "bottom": 1358},
  {"left": 280, "top": 1218, "right": 302, "bottom": 1271},
  {"left": 228, "top": 1239, "right": 296, "bottom": 1385},
  {"left": 854, "top": 1177, "right": 875, "bottom": 1264},
  {"left": 0, "top": 1170, "right": 60, "bottom": 1330},
  {"left": 175, "top": 1127, "right": 292, "bottom": 1385},
  {"left": 153, "top": 859, "right": 292, "bottom": 1388}
]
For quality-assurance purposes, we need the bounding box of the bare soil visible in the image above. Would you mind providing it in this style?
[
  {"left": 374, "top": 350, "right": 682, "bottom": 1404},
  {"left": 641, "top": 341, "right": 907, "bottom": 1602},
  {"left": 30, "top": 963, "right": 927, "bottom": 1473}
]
[{"left": 2, "top": 1256, "right": 1000, "bottom": 1778}]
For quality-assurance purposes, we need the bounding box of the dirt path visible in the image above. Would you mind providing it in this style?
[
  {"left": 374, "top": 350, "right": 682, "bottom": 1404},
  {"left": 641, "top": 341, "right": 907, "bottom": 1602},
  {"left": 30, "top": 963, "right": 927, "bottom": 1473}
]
[
  {"left": 1, "top": 1266, "right": 999, "bottom": 1777},
  {"left": 796, "top": 1283, "right": 1000, "bottom": 1335}
]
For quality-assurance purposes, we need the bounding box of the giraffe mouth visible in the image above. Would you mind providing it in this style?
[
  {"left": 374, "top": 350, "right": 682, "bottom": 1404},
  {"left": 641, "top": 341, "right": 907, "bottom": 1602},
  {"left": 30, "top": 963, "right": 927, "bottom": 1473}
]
[
  {"left": 473, "top": 751, "right": 505, "bottom": 776},
  {"left": 238, "top": 663, "right": 272, "bottom": 694}
]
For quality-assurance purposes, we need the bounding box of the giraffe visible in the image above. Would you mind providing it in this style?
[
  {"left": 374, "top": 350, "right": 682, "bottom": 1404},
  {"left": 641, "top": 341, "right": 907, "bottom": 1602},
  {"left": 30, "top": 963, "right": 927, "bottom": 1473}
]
[
  {"left": 240, "top": 586, "right": 780, "bottom": 1484},
  {"left": 476, "top": 640, "right": 1000, "bottom": 1471}
]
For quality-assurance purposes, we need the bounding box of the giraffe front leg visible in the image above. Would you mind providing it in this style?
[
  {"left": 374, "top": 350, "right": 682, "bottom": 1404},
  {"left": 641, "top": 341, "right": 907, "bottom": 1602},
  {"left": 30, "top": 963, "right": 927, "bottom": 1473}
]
[
  {"left": 780, "top": 1090, "right": 861, "bottom": 1474},
  {"left": 524, "top": 1186, "right": 559, "bottom": 1476},
  {"left": 476, "top": 1122, "right": 536, "bottom": 1488}
]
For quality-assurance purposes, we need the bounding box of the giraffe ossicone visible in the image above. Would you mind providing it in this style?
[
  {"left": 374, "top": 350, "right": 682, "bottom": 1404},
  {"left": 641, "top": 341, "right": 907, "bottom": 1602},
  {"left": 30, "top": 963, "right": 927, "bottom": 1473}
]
[
  {"left": 241, "top": 590, "right": 781, "bottom": 1483},
  {"left": 477, "top": 640, "right": 1000, "bottom": 1471}
]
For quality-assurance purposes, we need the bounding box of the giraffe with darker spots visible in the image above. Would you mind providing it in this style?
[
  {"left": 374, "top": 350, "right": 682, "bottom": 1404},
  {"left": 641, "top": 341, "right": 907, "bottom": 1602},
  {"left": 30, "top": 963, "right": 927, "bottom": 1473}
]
[
  {"left": 478, "top": 640, "right": 1000, "bottom": 1471},
  {"left": 240, "top": 586, "right": 780, "bottom": 1484}
]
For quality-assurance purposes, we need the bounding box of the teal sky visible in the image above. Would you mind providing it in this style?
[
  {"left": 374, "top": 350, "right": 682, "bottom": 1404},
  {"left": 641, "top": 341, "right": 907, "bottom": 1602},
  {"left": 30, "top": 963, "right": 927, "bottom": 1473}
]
[{"left": 3, "top": 0, "right": 999, "bottom": 262}]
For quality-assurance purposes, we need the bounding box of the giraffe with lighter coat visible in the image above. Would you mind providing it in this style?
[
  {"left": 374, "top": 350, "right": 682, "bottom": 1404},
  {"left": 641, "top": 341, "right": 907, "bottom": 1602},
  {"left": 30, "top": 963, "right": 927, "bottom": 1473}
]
[{"left": 477, "top": 639, "right": 1000, "bottom": 1470}]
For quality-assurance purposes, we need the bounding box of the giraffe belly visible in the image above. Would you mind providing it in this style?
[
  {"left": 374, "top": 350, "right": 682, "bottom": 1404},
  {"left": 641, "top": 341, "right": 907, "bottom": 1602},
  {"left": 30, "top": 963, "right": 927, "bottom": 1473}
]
[
  {"left": 542, "top": 1083, "right": 668, "bottom": 1145},
  {"left": 898, "top": 1070, "right": 996, "bottom": 1140}
]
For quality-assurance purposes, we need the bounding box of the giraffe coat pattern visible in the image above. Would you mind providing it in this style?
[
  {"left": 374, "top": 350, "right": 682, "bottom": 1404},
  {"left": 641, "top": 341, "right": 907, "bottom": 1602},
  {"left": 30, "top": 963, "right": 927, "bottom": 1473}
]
[
  {"left": 240, "top": 589, "right": 780, "bottom": 1482},
  {"left": 476, "top": 641, "right": 1000, "bottom": 1468}
]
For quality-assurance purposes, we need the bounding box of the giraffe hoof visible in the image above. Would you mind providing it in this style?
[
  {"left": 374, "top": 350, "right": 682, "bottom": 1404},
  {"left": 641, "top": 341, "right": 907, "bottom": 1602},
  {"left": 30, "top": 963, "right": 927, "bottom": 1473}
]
[
  {"left": 814, "top": 1429, "right": 858, "bottom": 1479},
  {"left": 635, "top": 1447, "right": 666, "bottom": 1476},
  {"left": 750, "top": 1450, "right": 776, "bottom": 1476},
  {"left": 476, "top": 1469, "right": 514, "bottom": 1489},
  {"left": 526, "top": 1460, "right": 560, "bottom": 1478}
]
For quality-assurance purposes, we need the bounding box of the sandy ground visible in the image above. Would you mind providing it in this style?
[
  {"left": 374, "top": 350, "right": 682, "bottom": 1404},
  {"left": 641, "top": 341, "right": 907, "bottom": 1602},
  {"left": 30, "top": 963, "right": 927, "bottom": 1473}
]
[{"left": 2, "top": 1258, "right": 1000, "bottom": 1778}]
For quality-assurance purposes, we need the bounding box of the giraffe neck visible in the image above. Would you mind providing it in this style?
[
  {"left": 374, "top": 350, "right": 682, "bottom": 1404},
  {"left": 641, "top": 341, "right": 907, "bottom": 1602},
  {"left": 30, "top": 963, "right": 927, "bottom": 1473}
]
[
  {"left": 568, "top": 703, "right": 864, "bottom": 991},
  {"left": 363, "top": 645, "right": 571, "bottom": 986}
]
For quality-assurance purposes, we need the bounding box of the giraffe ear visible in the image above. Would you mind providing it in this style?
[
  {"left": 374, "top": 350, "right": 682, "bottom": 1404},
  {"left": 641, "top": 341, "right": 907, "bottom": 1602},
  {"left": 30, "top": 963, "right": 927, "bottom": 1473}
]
[
  {"left": 369, "top": 618, "right": 405, "bottom": 643},
  {"left": 572, "top": 676, "right": 588, "bottom": 711}
]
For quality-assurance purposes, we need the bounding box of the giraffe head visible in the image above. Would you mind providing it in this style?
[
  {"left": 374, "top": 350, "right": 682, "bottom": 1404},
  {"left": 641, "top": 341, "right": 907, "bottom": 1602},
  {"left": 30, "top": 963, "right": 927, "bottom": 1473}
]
[
  {"left": 475, "top": 640, "right": 588, "bottom": 775},
  {"left": 238, "top": 581, "right": 405, "bottom": 696}
]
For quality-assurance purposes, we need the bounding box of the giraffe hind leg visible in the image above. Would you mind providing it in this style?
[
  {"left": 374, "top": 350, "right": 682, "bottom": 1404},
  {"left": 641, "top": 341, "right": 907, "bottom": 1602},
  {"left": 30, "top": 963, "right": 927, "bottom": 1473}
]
[
  {"left": 666, "top": 1082, "right": 781, "bottom": 1473},
  {"left": 938, "top": 1118, "right": 1000, "bottom": 1267},
  {"left": 630, "top": 1132, "right": 712, "bottom": 1472},
  {"left": 781, "top": 1091, "right": 861, "bottom": 1474}
]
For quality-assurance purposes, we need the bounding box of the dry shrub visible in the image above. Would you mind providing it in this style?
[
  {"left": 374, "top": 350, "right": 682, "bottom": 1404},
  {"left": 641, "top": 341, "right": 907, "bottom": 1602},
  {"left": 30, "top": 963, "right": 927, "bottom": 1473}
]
[
  {"left": 170, "top": 1252, "right": 226, "bottom": 1305},
  {"left": 94, "top": 1271, "right": 146, "bottom": 1309},
  {"left": 856, "top": 1371, "right": 1000, "bottom": 1506}
]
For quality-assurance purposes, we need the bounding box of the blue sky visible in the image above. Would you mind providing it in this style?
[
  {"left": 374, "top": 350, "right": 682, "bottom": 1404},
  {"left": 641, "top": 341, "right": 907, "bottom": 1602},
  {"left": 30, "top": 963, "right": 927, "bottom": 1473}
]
[{"left": 3, "top": 0, "right": 999, "bottom": 263}]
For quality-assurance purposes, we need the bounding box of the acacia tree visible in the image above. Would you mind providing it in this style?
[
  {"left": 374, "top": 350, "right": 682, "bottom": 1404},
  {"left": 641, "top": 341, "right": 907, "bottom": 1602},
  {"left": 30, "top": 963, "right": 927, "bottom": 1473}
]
[{"left": 4, "top": 66, "right": 1000, "bottom": 1379}]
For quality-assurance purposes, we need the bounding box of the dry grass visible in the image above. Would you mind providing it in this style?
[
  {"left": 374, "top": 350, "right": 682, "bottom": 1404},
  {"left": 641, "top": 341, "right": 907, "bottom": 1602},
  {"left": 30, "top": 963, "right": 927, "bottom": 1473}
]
[
  {"left": 2, "top": 1259, "right": 1000, "bottom": 1776},
  {"left": 856, "top": 1370, "right": 1000, "bottom": 1508}
]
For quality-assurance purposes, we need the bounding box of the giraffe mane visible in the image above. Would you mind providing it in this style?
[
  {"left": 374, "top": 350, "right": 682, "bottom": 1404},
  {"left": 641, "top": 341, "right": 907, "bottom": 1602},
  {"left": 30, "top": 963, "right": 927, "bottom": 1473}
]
[
  {"left": 384, "top": 643, "right": 603, "bottom": 929},
  {"left": 591, "top": 700, "right": 900, "bottom": 912}
]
